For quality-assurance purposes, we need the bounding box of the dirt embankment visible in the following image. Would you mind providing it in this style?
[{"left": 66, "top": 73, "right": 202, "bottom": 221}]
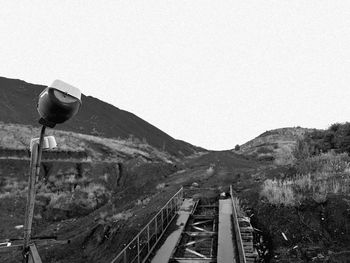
[
  {"left": 248, "top": 196, "right": 350, "bottom": 262},
  {"left": 236, "top": 164, "right": 350, "bottom": 263},
  {"left": 0, "top": 150, "right": 259, "bottom": 262},
  {"left": 0, "top": 156, "right": 178, "bottom": 248},
  {"left": 0, "top": 148, "right": 88, "bottom": 160},
  {"left": 0, "top": 156, "right": 178, "bottom": 221}
]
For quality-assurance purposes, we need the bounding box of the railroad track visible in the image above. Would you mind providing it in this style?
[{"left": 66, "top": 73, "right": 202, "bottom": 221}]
[
  {"left": 230, "top": 185, "right": 258, "bottom": 263},
  {"left": 111, "top": 186, "right": 258, "bottom": 263},
  {"left": 169, "top": 201, "right": 218, "bottom": 262},
  {"left": 168, "top": 187, "right": 258, "bottom": 263}
]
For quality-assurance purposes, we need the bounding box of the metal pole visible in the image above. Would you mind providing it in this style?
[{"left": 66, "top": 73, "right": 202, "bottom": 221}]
[{"left": 23, "top": 126, "right": 46, "bottom": 262}]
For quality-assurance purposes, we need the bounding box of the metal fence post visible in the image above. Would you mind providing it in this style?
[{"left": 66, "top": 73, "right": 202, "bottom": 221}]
[
  {"left": 155, "top": 216, "right": 158, "bottom": 240},
  {"left": 147, "top": 225, "right": 150, "bottom": 253},
  {"left": 170, "top": 199, "right": 173, "bottom": 216},
  {"left": 179, "top": 191, "right": 182, "bottom": 209},
  {"left": 176, "top": 195, "right": 179, "bottom": 211},
  {"left": 137, "top": 235, "right": 140, "bottom": 263},
  {"left": 166, "top": 203, "right": 169, "bottom": 223},
  {"left": 110, "top": 187, "right": 184, "bottom": 263},
  {"left": 161, "top": 210, "right": 164, "bottom": 232}
]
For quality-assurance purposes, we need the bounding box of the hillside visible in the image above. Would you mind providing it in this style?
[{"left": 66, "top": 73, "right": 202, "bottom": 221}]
[
  {"left": 0, "top": 77, "right": 202, "bottom": 157},
  {"left": 2, "top": 75, "right": 349, "bottom": 262},
  {"left": 0, "top": 122, "right": 175, "bottom": 163},
  {"left": 1, "top": 119, "right": 349, "bottom": 262},
  {"left": 236, "top": 127, "right": 315, "bottom": 165}
]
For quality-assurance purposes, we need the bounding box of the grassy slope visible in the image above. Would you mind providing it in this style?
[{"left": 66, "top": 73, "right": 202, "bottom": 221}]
[
  {"left": 237, "top": 127, "right": 314, "bottom": 165},
  {"left": 0, "top": 122, "right": 175, "bottom": 163}
]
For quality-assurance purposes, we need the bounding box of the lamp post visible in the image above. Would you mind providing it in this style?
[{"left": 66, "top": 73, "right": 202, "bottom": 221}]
[{"left": 22, "top": 80, "right": 81, "bottom": 263}]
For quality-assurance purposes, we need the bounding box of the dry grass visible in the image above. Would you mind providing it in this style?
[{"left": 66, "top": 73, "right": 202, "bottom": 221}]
[
  {"left": 0, "top": 122, "right": 174, "bottom": 163},
  {"left": 37, "top": 182, "right": 110, "bottom": 212},
  {"left": 261, "top": 152, "right": 350, "bottom": 206},
  {"left": 261, "top": 179, "right": 296, "bottom": 206},
  {"left": 261, "top": 173, "right": 350, "bottom": 206},
  {"left": 233, "top": 196, "right": 247, "bottom": 217},
  {"left": 296, "top": 151, "right": 350, "bottom": 174},
  {"left": 274, "top": 144, "right": 296, "bottom": 165},
  {"left": 0, "top": 177, "right": 27, "bottom": 199}
]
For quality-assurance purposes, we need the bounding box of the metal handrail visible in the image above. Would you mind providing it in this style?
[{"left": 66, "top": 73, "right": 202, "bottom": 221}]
[
  {"left": 230, "top": 185, "right": 246, "bottom": 263},
  {"left": 111, "top": 187, "right": 183, "bottom": 263}
]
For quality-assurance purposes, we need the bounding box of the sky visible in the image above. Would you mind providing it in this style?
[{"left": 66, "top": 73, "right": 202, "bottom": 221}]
[{"left": 1, "top": 1, "right": 350, "bottom": 150}]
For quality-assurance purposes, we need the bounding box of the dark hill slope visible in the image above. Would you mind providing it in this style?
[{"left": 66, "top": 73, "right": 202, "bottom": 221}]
[{"left": 0, "top": 77, "right": 201, "bottom": 157}]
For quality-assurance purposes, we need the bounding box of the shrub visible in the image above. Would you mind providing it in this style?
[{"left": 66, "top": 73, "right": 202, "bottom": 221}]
[
  {"left": 156, "top": 183, "right": 165, "bottom": 190},
  {"left": 43, "top": 183, "right": 110, "bottom": 214},
  {"left": 257, "top": 154, "right": 274, "bottom": 162},
  {"left": 260, "top": 179, "right": 296, "bottom": 206},
  {"left": 206, "top": 166, "right": 215, "bottom": 176},
  {"left": 293, "top": 138, "right": 310, "bottom": 161},
  {"left": 312, "top": 182, "right": 328, "bottom": 204},
  {"left": 257, "top": 146, "right": 273, "bottom": 154},
  {"left": 296, "top": 122, "right": 350, "bottom": 155},
  {"left": 274, "top": 144, "right": 296, "bottom": 165},
  {"left": 233, "top": 197, "right": 247, "bottom": 217},
  {"left": 296, "top": 151, "right": 350, "bottom": 174},
  {"left": 260, "top": 171, "right": 350, "bottom": 206}
]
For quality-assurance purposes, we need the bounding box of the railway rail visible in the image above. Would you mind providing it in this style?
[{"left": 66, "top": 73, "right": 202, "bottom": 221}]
[
  {"left": 169, "top": 200, "right": 219, "bottom": 262},
  {"left": 230, "top": 185, "right": 258, "bottom": 263},
  {"left": 111, "top": 186, "right": 258, "bottom": 263}
]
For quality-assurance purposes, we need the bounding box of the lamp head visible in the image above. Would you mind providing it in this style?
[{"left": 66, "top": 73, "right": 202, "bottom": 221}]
[{"left": 37, "top": 80, "right": 82, "bottom": 127}]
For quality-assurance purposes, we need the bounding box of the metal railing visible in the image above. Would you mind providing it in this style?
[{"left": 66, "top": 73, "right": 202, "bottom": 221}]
[
  {"left": 111, "top": 187, "right": 184, "bottom": 263},
  {"left": 230, "top": 185, "right": 246, "bottom": 263}
]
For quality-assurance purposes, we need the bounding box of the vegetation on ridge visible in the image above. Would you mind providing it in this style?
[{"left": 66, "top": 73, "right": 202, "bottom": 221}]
[{"left": 260, "top": 123, "right": 350, "bottom": 207}]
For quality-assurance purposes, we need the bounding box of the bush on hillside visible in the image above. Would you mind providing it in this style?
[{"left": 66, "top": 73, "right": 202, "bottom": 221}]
[
  {"left": 261, "top": 179, "right": 296, "bottom": 206},
  {"left": 261, "top": 151, "right": 350, "bottom": 206},
  {"left": 295, "top": 122, "right": 350, "bottom": 156},
  {"left": 37, "top": 182, "right": 111, "bottom": 221},
  {"left": 257, "top": 146, "right": 273, "bottom": 154},
  {"left": 257, "top": 154, "right": 274, "bottom": 162},
  {"left": 296, "top": 151, "right": 350, "bottom": 174},
  {"left": 260, "top": 173, "right": 350, "bottom": 206},
  {"left": 292, "top": 138, "right": 310, "bottom": 161}
]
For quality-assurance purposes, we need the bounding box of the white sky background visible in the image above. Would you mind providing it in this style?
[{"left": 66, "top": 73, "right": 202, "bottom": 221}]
[{"left": 1, "top": 1, "right": 350, "bottom": 150}]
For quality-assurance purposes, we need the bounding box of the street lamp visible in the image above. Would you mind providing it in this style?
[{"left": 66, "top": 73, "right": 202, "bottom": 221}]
[{"left": 22, "top": 80, "right": 81, "bottom": 263}]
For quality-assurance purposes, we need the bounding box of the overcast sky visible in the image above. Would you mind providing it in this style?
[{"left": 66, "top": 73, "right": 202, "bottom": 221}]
[{"left": 1, "top": 1, "right": 350, "bottom": 150}]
